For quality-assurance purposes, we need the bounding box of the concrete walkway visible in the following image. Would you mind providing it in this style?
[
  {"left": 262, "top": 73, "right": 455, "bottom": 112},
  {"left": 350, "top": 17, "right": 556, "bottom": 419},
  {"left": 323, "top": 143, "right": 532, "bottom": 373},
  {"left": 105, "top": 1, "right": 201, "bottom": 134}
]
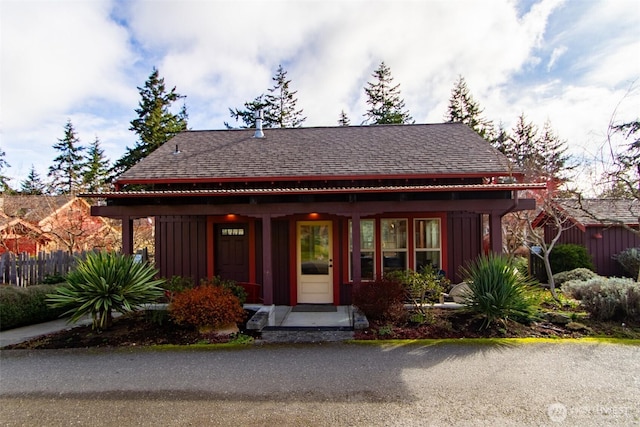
[{"left": 0, "top": 317, "right": 93, "bottom": 348}]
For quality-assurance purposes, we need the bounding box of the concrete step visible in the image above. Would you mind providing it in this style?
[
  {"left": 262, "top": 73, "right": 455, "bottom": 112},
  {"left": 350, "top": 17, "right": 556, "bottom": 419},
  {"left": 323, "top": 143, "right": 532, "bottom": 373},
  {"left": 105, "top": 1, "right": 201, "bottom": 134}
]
[{"left": 259, "top": 327, "right": 354, "bottom": 343}]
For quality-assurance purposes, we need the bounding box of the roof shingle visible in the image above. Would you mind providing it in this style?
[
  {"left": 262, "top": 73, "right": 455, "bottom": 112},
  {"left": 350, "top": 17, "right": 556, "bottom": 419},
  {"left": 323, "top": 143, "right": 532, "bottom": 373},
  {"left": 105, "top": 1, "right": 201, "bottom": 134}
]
[{"left": 117, "top": 123, "right": 516, "bottom": 183}]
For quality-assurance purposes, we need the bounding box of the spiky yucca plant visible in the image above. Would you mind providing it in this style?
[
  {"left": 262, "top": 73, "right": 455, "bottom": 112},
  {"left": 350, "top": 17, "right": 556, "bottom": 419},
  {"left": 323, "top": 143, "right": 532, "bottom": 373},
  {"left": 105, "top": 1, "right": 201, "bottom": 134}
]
[
  {"left": 461, "top": 253, "right": 538, "bottom": 329},
  {"left": 47, "top": 252, "right": 165, "bottom": 330}
]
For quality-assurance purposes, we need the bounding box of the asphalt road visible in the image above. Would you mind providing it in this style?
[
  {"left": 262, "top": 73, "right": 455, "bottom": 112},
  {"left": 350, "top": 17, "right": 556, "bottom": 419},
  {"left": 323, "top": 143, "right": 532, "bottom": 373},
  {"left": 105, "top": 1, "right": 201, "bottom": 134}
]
[{"left": 1, "top": 341, "right": 639, "bottom": 426}]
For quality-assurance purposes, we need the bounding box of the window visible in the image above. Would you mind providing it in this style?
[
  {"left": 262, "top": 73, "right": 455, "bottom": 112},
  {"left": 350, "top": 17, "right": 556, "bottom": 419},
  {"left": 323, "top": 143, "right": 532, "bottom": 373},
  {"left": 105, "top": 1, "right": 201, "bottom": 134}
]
[
  {"left": 220, "top": 228, "right": 245, "bottom": 236},
  {"left": 381, "top": 218, "right": 407, "bottom": 273},
  {"left": 349, "top": 219, "right": 375, "bottom": 280},
  {"left": 414, "top": 218, "right": 441, "bottom": 273}
]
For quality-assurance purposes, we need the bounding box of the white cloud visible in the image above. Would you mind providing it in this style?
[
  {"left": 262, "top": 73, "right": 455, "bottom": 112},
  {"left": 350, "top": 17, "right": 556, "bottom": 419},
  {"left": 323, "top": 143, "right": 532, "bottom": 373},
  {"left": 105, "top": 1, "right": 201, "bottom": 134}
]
[{"left": 1, "top": 0, "right": 638, "bottom": 191}]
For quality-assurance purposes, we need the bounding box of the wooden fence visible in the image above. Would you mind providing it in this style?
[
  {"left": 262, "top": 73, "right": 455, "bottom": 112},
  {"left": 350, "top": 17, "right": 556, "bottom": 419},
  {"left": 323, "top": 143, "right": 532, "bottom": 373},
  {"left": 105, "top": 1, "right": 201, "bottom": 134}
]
[{"left": 0, "top": 251, "right": 85, "bottom": 287}]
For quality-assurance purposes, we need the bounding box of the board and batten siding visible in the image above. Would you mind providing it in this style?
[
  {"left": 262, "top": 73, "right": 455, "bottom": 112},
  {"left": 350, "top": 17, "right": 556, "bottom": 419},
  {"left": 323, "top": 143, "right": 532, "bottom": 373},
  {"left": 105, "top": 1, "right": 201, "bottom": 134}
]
[
  {"left": 447, "top": 212, "right": 482, "bottom": 284},
  {"left": 155, "top": 216, "right": 208, "bottom": 285}
]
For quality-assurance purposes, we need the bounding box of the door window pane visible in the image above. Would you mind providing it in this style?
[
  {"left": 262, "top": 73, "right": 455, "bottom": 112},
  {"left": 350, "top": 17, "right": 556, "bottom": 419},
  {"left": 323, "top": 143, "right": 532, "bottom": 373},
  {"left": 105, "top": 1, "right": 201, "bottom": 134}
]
[{"left": 300, "top": 224, "right": 329, "bottom": 275}]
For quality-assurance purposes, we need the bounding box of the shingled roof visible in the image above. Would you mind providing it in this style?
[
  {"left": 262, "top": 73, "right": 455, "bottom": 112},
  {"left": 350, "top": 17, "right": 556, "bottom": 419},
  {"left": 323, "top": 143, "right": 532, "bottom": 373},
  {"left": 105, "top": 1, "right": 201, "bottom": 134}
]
[
  {"left": 116, "top": 123, "right": 516, "bottom": 184},
  {"left": 554, "top": 198, "right": 640, "bottom": 227}
]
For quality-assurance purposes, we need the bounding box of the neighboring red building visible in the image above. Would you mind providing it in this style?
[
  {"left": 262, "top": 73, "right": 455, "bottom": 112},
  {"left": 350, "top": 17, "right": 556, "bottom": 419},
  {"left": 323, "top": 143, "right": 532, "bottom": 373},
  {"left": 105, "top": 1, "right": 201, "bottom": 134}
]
[
  {"left": 0, "top": 215, "right": 49, "bottom": 255},
  {"left": 88, "top": 123, "right": 542, "bottom": 305},
  {"left": 0, "top": 196, "right": 118, "bottom": 254},
  {"left": 534, "top": 198, "right": 640, "bottom": 277}
]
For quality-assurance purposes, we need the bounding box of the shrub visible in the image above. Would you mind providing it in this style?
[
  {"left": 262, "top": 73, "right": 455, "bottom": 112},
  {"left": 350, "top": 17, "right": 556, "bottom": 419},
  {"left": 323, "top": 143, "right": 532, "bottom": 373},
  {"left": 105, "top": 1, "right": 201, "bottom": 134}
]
[
  {"left": 460, "top": 253, "right": 539, "bottom": 328},
  {"left": 47, "top": 252, "right": 165, "bottom": 330},
  {"left": 42, "top": 273, "right": 67, "bottom": 285},
  {"left": 201, "top": 276, "right": 247, "bottom": 305},
  {"left": 0, "top": 285, "right": 66, "bottom": 330},
  {"left": 552, "top": 268, "right": 600, "bottom": 287},
  {"left": 352, "top": 276, "right": 406, "bottom": 322},
  {"left": 388, "top": 266, "right": 450, "bottom": 315},
  {"left": 613, "top": 247, "right": 640, "bottom": 280},
  {"left": 169, "top": 285, "right": 246, "bottom": 331},
  {"left": 564, "top": 277, "right": 640, "bottom": 321},
  {"left": 549, "top": 244, "right": 595, "bottom": 274},
  {"left": 162, "top": 276, "right": 196, "bottom": 302}
]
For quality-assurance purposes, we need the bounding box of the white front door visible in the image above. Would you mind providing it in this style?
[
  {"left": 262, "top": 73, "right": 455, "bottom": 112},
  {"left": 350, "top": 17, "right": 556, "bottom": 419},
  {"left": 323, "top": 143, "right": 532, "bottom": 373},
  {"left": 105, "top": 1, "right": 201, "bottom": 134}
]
[{"left": 297, "top": 221, "right": 333, "bottom": 304}]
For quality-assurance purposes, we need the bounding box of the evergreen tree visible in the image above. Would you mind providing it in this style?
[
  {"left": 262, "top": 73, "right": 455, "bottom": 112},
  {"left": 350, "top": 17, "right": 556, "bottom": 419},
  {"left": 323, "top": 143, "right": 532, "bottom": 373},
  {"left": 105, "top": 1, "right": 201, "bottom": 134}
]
[
  {"left": 363, "top": 61, "right": 413, "bottom": 125},
  {"left": 0, "top": 146, "right": 12, "bottom": 193},
  {"left": 226, "top": 95, "right": 268, "bottom": 129},
  {"left": 227, "top": 65, "right": 306, "bottom": 129},
  {"left": 264, "top": 65, "right": 306, "bottom": 128},
  {"left": 338, "top": 110, "right": 351, "bottom": 126},
  {"left": 48, "top": 120, "right": 84, "bottom": 195},
  {"left": 82, "top": 137, "right": 111, "bottom": 192},
  {"left": 20, "top": 165, "right": 46, "bottom": 195},
  {"left": 112, "top": 68, "right": 188, "bottom": 176},
  {"left": 536, "top": 120, "right": 571, "bottom": 182},
  {"left": 501, "top": 114, "right": 571, "bottom": 184},
  {"left": 445, "top": 75, "right": 494, "bottom": 139}
]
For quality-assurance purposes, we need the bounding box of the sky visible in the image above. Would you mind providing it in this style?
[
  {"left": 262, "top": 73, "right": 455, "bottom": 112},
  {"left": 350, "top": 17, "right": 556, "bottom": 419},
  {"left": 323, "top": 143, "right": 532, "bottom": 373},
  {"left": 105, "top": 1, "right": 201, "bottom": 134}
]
[{"left": 1, "top": 0, "right": 639, "bottom": 190}]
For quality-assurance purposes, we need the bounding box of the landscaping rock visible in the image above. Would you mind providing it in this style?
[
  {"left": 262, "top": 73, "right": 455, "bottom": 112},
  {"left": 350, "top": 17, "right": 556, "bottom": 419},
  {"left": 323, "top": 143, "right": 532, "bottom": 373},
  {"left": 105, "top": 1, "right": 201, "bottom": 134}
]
[
  {"left": 566, "top": 321, "right": 592, "bottom": 332},
  {"left": 545, "top": 312, "right": 571, "bottom": 325}
]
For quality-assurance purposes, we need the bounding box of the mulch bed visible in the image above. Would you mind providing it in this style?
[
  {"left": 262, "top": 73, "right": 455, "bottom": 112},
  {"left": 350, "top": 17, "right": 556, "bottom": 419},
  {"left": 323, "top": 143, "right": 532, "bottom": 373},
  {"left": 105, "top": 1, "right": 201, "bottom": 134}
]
[{"left": 4, "top": 308, "right": 639, "bottom": 350}]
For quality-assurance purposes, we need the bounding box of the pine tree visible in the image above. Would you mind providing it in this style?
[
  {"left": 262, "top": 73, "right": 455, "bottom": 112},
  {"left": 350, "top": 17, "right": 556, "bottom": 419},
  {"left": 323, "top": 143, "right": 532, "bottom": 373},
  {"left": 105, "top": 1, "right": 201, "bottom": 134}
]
[
  {"left": 536, "top": 120, "right": 571, "bottom": 183},
  {"left": 20, "top": 165, "right": 46, "bottom": 195},
  {"left": 48, "top": 120, "right": 84, "bottom": 195},
  {"left": 445, "top": 75, "right": 494, "bottom": 139},
  {"left": 264, "top": 65, "right": 306, "bottom": 128},
  {"left": 338, "top": 110, "right": 351, "bottom": 126},
  {"left": 363, "top": 61, "right": 413, "bottom": 125},
  {"left": 226, "top": 95, "right": 268, "bottom": 129},
  {"left": 0, "top": 146, "right": 12, "bottom": 193},
  {"left": 112, "top": 68, "right": 188, "bottom": 176},
  {"left": 82, "top": 137, "right": 111, "bottom": 192},
  {"left": 227, "top": 65, "right": 306, "bottom": 129}
]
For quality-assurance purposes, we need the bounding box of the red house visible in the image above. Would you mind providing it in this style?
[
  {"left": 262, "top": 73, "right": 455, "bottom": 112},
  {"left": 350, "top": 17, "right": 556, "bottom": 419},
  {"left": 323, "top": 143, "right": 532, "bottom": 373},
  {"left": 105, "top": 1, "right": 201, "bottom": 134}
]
[
  {"left": 89, "top": 123, "right": 541, "bottom": 305},
  {"left": 534, "top": 198, "right": 640, "bottom": 277}
]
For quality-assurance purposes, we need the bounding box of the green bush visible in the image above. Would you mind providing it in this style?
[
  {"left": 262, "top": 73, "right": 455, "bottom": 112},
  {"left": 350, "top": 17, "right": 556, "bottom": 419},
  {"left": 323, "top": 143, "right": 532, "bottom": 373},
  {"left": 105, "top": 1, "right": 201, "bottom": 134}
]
[
  {"left": 613, "top": 247, "right": 640, "bottom": 280},
  {"left": 564, "top": 277, "right": 640, "bottom": 321},
  {"left": 388, "top": 265, "right": 450, "bottom": 315},
  {"left": 552, "top": 268, "right": 600, "bottom": 287},
  {"left": 161, "top": 276, "right": 196, "bottom": 302},
  {"left": 460, "top": 253, "right": 539, "bottom": 328},
  {"left": 352, "top": 276, "right": 406, "bottom": 322},
  {"left": 47, "top": 252, "right": 165, "bottom": 330},
  {"left": 0, "top": 285, "right": 66, "bottom": 330},
  {"left": 550, "top": 244, "right": 595, "bottom": 274}
]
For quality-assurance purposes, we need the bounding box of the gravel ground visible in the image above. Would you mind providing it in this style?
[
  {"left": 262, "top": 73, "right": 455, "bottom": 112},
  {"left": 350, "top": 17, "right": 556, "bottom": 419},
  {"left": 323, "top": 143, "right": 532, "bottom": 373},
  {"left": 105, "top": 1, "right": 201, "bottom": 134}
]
[{"left": 1, "top": 341, "right": 639, "bottom": 426}]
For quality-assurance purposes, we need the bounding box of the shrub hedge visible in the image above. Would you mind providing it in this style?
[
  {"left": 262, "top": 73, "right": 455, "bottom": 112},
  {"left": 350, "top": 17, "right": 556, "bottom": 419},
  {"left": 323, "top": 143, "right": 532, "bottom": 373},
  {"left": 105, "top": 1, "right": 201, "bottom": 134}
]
[
  {"left": 564, "top": 277, "right": 640, "bottom": 322},
  {"left": 0, "top": 285, "right": 66, "bottom": 330}
]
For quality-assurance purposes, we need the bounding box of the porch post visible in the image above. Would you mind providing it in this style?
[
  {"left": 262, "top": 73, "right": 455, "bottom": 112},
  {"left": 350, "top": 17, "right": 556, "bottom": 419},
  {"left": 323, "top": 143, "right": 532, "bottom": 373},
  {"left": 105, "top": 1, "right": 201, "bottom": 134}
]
[
  {"left": 261, "top": 214, "right": 273, "bottom": 305},
  {"left": 351, "top": 214, "right": 362, "bottom": 285},
  {"left": 489, "top": 212, "right": 503, "bottom": 254},
  {"left": 122, "top": 216, "right": 134, "bottom": 255}
]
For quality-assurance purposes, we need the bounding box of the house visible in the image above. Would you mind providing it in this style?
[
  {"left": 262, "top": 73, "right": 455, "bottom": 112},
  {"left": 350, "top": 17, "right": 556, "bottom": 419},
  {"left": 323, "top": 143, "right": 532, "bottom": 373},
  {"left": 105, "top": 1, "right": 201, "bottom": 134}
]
[
  {"left": 534, "top": 198, "right": 640, "bottom": 277},
  {"left": 87, "top": 123, "right": 542, "bottom": 305},
  {"left": 0, "top": 215, "right": 50, "bottom": 255},
  {"left": 0, "top": 195, "right": 118, "bottom": 254}
]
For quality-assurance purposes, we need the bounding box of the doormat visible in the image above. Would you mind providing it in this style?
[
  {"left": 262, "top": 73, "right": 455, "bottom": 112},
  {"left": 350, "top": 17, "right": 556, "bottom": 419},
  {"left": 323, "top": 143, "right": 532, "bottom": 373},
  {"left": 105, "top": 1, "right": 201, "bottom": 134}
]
[{"left": 291, "top": 305, "right": 337, "bottom": 313}]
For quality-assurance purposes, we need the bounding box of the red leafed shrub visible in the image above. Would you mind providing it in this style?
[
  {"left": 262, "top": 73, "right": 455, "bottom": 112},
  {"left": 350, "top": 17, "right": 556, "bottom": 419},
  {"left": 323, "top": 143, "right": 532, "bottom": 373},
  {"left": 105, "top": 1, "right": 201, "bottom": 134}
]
[
  {"left": 169, "top": 285, "right": 246, "bottom": 330},
  {"left": 352, "top": 276, "right": 406, "bottom": 322}
]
